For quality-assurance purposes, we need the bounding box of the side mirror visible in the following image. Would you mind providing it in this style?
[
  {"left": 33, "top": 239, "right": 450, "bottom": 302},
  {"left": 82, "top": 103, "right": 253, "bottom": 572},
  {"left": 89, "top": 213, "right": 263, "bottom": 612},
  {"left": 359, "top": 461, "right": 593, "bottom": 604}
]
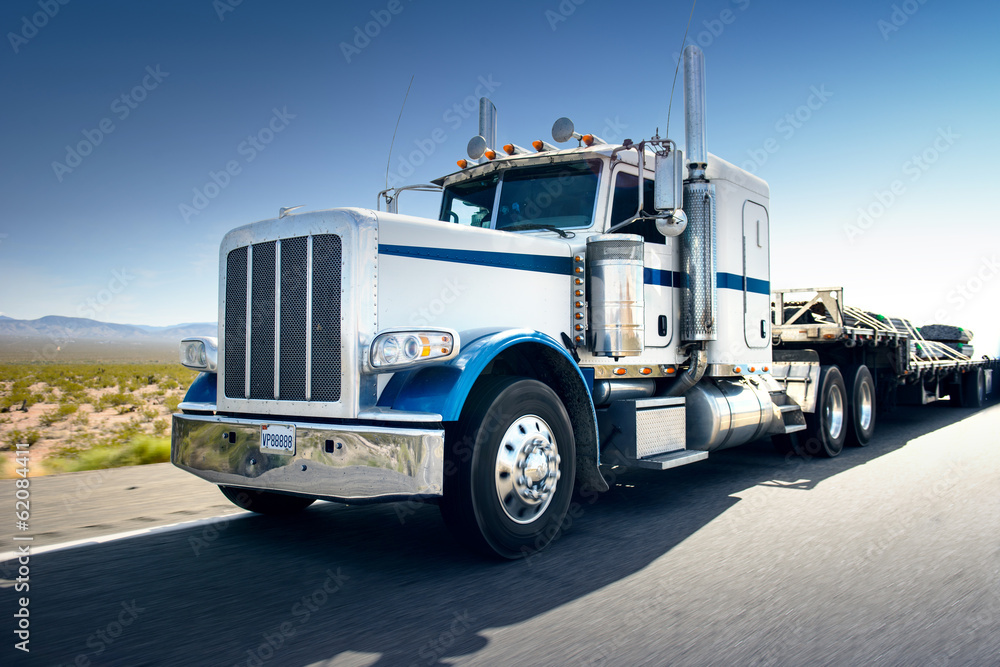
[
  {"left": 551, "top": 117, "right": 577, "bottom": 143},
  {"left": 467, "top": 135, "right": 487, "bottom": 160},
  {"left": 653, "top": 148, "right": 683, "bottom": 211}
]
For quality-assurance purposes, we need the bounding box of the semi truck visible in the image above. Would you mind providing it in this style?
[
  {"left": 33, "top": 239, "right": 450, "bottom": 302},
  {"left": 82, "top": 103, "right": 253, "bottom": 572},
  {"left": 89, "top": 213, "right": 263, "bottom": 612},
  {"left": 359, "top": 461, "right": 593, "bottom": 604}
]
[{"left": 171, "top": 46, "right": 998, "bottom": 558}]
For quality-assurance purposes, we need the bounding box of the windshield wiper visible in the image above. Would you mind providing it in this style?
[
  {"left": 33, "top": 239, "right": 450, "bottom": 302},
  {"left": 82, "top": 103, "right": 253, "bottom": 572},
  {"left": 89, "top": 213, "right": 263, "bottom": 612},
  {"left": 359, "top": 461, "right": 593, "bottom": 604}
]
[{"left": 501, "top": 223, "right": 575, "bottom": 239}]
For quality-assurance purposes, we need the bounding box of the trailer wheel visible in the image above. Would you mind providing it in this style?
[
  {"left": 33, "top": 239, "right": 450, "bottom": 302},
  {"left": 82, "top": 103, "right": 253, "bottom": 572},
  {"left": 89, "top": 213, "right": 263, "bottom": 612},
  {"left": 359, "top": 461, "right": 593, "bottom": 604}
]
[
  {"left": 439, "top": 376, "right": 575, "bottom": 559},
  {"left": 960, "top": 368, "right": 986, "bottom": 409},
  {"left": 219, "top": 486, "right": 315, "bottom": 514},
  {"left": 802, "top": 366, "right": 847, "bottom": 458},
  {"left": 845, "top": 365, "right": 876, "bottom": 446}
]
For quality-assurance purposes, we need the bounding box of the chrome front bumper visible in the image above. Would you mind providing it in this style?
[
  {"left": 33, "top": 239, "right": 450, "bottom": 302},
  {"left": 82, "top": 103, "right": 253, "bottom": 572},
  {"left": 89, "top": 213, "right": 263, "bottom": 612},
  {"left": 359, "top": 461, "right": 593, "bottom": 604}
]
[{"left": 171, "top": 413, "right": 444, "bottom": 503}]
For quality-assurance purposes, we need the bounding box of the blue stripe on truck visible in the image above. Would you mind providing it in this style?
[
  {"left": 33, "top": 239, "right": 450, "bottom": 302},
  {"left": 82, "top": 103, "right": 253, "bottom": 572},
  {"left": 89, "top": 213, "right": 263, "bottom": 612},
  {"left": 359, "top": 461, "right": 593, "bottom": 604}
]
[
  {"left": 379, "top": 244, "right": 572, "bottom": 276},
  {"left": 379, "top": 245, "right": 769, "bottom": 294}
]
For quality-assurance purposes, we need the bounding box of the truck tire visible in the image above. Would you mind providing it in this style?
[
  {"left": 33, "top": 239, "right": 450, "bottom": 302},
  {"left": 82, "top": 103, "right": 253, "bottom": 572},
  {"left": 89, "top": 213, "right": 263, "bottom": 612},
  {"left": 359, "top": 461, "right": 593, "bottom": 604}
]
[
  {"left": 845, "top": 365, "right": 876, "bottom": 446},
  {"left": 802, "top": 365, "right": 847, "bottom": 458},
  {"left": 440, "top": 376, "right": 576, "bottom": 559},
  {"left": 960, "top": 368, "right": 986, "bottom": 409},
  {"left": 219, "top": 486, "right": 315, "bottom": 515}
]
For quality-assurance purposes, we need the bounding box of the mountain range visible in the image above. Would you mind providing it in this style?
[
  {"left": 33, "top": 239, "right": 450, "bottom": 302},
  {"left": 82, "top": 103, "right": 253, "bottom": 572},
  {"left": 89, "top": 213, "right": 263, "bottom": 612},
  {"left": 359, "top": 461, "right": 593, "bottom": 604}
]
[{"left": 0, "top": 315, "right": 216, "bottom": 341}]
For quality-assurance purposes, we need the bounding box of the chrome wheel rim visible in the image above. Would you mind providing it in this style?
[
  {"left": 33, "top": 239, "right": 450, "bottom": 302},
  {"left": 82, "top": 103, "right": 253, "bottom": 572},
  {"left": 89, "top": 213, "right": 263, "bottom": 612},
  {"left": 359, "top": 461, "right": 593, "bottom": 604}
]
[
  {"left": 826, "top": 385, "right": 844, "bottom": 441},
  {"left": 495, "top": 415, "right": 561, "bottom": 525},
  {"left": 858, "top": 381, "right": 873, "bottom": 431}
]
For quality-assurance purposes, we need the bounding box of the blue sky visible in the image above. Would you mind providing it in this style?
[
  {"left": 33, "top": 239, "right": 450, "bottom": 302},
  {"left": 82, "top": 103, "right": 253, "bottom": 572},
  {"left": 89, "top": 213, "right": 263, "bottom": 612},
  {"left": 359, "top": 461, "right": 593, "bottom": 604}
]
[{"left": 2, "top": 0, "right": 999, "bottom": 352}]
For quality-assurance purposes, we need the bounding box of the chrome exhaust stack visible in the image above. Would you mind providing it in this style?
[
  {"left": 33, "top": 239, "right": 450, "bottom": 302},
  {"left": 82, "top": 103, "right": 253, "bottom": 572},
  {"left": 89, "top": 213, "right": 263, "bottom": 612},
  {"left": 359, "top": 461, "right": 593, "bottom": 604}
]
[
  {"left": 683, "top": 45, "right": 708, "bottom": 181},
  {"left": 466, "top": 98, "right": 499, "bottom": 161},
  {"left": 478, "top": 97, "right": 497, "bottom": 151},
  {"left": 680, "top": 45, "right": 717, "bottom": 343}
]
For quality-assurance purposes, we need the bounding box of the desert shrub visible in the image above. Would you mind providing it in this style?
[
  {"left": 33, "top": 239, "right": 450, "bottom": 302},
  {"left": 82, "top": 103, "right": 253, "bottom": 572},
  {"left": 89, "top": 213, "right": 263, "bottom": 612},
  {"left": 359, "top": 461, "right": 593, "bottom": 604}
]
[
  {"left": 152, "top": 418, "right": 169, "bottom": 436},
  {"left": 164, "top": 396, "right": 182, "bottom": 412},
  {"left": 46, "top": 436, "right": 171, "bottom": 472},
  {"left": 5, "top": 428, "right": 41, "bottom": 449},
  {"left": 39, "top": 403, "right": 79, "bottom": 426}
]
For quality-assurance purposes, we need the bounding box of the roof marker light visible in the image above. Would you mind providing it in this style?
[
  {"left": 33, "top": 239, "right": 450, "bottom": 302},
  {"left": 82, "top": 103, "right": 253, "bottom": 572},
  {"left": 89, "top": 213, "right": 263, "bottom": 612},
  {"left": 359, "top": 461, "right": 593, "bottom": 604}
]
[{"left": 457, "top": 159, "right": 469, "bottom": 168}]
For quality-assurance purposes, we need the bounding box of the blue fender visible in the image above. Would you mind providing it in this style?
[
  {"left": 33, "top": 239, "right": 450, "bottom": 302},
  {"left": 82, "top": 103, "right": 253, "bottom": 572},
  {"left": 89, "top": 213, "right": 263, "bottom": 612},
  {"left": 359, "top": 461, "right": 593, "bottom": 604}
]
[
  {"left": 377, "top": 328, "right": 593, "bottom": 421},
  {"left": 183, "top": 372, "right": 217, "bottom": 404}
]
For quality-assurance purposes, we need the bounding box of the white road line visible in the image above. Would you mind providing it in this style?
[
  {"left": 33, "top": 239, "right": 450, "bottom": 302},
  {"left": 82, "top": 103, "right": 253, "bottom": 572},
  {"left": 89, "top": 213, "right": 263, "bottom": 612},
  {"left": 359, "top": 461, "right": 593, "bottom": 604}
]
[{"left": 0, "top": 511, "right": 252, "bottom": 562}]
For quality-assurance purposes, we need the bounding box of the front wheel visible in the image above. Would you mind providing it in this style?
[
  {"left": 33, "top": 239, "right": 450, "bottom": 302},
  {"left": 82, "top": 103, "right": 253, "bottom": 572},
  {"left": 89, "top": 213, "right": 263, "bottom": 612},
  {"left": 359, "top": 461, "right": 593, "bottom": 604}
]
[
  {"left": 440, "top": 376, "right": 576, "bottom": 559},
  {"left": 219, "top": 486, "right": 315, "bottom": 515}
]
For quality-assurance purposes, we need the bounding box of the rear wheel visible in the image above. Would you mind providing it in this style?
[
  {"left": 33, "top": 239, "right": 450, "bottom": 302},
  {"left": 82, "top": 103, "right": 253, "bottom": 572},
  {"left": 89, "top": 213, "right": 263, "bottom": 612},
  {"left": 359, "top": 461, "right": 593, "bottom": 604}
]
[
  {"left": 845, "top": 365, "right": 876, "bottom": 446},
  {"left": 219, "top": 486, "right": 315, "bottom": 515},
  {"left": 802, "top": 365, "right": 847, "bottom": 458},
  {"left": 960, "top": 368, "right": 986, "bottom": 409},
  {"left": 440, "top": 376, "right": 576, "bottom": 559}
]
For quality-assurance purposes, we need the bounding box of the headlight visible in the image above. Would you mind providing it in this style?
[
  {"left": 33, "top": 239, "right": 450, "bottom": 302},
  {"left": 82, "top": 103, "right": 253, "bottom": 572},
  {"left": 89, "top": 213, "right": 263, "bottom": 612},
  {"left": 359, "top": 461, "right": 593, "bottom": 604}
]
[
  {"left": 369, "top": 329, "right": 459, "bottom": 371},
  {"left": 180, "top": 337, "right": 218, "bottom": 372}
]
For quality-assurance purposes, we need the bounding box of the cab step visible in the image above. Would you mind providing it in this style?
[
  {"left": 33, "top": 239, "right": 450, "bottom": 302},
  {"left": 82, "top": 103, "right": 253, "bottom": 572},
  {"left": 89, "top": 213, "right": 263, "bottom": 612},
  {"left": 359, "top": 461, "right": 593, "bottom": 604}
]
[
  {"left": 627, "top": 449, "right": 709, "bottom": 470},
  {"left": 777, "top": 403, "right": 807, "bottom": 434}
]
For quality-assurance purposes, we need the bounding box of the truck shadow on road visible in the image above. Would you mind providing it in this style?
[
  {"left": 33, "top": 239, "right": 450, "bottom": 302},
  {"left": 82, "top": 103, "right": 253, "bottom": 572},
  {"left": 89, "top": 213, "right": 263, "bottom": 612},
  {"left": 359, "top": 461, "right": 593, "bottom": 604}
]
[{"left": 3, "top": 402, "right": 994, "bottom": 667}]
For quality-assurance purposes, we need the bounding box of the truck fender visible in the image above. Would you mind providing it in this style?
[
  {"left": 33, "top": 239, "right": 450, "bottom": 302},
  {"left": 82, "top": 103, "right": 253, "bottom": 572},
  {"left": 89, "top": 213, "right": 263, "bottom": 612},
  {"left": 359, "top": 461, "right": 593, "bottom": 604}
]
[
  {"left": 378, "top": 329, "right": 608, "bottom": 494},
  {"left": 182, "top": 372, "right": 217, "bottom": 404}
]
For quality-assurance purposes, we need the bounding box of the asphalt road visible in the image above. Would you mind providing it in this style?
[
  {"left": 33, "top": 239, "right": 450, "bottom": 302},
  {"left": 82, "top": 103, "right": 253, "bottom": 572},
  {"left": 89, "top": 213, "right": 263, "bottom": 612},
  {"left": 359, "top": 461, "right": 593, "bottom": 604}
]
[{"left": 2, "top": 400, "right": 998, "bottom": 666}]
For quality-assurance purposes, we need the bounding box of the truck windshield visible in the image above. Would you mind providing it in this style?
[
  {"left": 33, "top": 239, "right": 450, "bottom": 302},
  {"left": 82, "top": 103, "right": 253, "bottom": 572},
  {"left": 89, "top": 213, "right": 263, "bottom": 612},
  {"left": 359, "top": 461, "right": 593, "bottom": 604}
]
[
  {"left": 440, "top": 160, "right": 601, "bottom": 232},
  {"left": 440, "top": 173, "right": 499, "bottom": 227}
]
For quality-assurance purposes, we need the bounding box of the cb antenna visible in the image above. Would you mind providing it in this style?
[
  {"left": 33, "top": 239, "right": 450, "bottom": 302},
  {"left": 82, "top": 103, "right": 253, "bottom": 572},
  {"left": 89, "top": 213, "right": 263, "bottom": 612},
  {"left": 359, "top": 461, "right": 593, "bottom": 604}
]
[
  {"left": 385, "top": 75, "right": 415, "bottom": 191},
  {"left": 665, "top": 0, "right": 698, "bottom": 140}
]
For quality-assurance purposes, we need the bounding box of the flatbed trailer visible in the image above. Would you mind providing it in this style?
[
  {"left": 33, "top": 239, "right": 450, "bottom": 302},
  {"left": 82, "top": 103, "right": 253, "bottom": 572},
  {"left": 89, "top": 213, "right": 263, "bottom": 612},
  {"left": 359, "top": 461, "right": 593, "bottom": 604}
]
[{"left": 771, "top": 287, "right": 998, "bottom": 450}]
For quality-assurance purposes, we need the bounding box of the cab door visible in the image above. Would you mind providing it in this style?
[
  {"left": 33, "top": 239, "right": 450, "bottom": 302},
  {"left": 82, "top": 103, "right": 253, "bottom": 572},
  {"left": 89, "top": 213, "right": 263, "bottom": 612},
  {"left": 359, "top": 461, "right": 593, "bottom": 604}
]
[{"left": 743, "top": 201, "right": 770, "bottom": 348}]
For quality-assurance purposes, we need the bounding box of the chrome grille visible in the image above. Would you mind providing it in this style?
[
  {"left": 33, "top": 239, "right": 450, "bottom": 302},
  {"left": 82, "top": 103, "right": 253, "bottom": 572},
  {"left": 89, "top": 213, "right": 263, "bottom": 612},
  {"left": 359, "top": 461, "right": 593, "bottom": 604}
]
[
  {"left": 310, "top": 235, "right": 343, "bottom": 402},
  {"left": 249, "top": 241, "right": 276, "bottom": 399},
  {"left": 279, "top": 237, "right": 308, "bottom": 400},
  {"left": 224, "top": 235, "right": 342, "bottom": 402},
  {"left": 224, "top": 246, "right": 247, "bottom": 399}
]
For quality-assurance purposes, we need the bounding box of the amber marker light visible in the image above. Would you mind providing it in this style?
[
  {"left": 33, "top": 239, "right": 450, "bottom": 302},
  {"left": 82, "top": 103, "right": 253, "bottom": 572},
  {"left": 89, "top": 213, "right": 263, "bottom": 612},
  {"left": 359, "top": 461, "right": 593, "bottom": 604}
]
[
  {"left": 532, "top": 140, "right": 544, "bottom": 151},
  {"left": 639, "top": 367, "right": 652, "bottom": 376},
  {"left": 582, "top": 134, "right": 595, "bottom": 146},
  {"left": 734, "top": 367, "right": 742, "bottom": 373},
  {"left": 666, "top": 367, "right": 676, "bottom": 375},
  {"left": 484, "top": 149, "right": 497, "bottom": 160},
  {"left": 503, "top": 144, "right": 515, "bottom": 155},
  {"left": 613, "top": 368, "right": 627, "bottom": 376}
]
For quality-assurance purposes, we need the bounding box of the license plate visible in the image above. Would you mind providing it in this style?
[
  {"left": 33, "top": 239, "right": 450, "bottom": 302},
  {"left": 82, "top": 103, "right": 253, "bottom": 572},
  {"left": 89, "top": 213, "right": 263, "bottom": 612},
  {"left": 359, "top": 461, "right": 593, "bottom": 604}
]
[{"left": 260, "top": 423, "right": 295, "bottom": 455}]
